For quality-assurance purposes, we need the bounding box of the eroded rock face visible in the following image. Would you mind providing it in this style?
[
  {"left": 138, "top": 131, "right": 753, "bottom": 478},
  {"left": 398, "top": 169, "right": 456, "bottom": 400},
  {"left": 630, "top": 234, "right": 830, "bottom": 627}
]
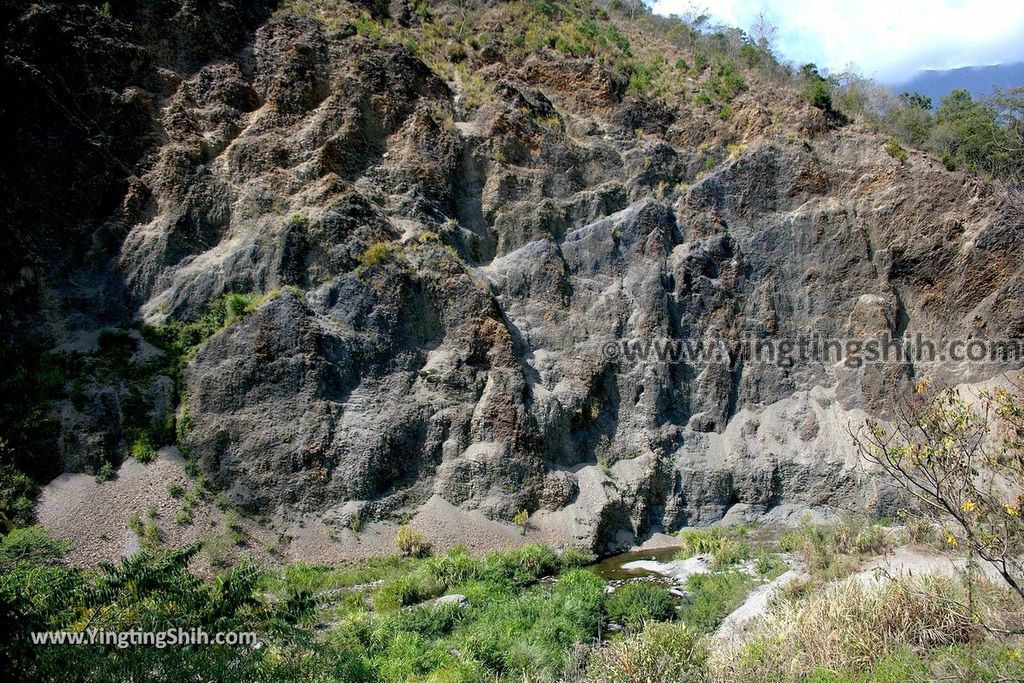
[{"left": 6, "top": 1, "right": 1023, "bottom": 552}]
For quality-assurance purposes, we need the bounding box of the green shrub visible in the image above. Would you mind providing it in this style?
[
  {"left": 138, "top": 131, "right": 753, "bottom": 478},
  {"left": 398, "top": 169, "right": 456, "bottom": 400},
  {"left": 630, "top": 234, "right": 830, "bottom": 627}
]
[
  {"left": 174, "top": 507, "right": 193, "bottom": 526},
  {"left": 884, "top": 137, "right": 908, "bottom": 161},
  {"left": 710, "top": 61, "right": 746, "bottom": 100},
  {"left": 358, "top": 242, "right": 396, "bottom": 269},
  {"left": 395, "top": 525, "right": 431, "bottom": 558},
  {"left": 167, "top": 482, "right": 184, "bottom": 498},
  {"left": 182, "top": 457, "right": 199, "bottom": 478},
  {"left": 0, "top": 537, "right": 315, "bottom": 680},
  {"left": 692, "top": 51, "right": 709, "bottom": 72},
  {"left": 353, "top": 11, "right": 381, "bottom": 38},
  {"left": 805, "top": 79, "right": 832, "bottom": 111},
  {"left": 0, "top": 525, "right": 69, "bottom": 569},
  {"left": 606, "top": 583, "right": 676, "bottom": 627},
  {"left": 95, "top": 461, "right": 116, "bottom": 483},
  {"left": 512, "top": 509, "right": 529, "bottom": 534},
  {"left": 130, "top": 438, "right": 157, "bottom": 463}
]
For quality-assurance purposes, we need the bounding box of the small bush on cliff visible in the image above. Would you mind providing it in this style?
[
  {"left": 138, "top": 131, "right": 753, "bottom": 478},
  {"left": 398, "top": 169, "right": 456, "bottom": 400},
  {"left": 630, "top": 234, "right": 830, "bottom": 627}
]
[
  {"left": 800, "top": 63, "right": 833, "bottom": 112},
  {"left": 130, "top": 437, "right": 157, "bottom": 463},
  {"left": 884, "top": 137, "right": 909, "bottom": 161},
  {"left": 357, "top": 241, "right": 396, "bottom": 269},
  {"left": 512, "top": 508, "right": 529, "bottom": 534}
]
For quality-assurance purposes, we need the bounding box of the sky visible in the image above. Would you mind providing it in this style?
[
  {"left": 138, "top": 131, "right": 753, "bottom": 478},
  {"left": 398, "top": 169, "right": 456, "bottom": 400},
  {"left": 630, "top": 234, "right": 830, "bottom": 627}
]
[{"left": 650, "top": 0, "right": 1024, "bottom": 84}]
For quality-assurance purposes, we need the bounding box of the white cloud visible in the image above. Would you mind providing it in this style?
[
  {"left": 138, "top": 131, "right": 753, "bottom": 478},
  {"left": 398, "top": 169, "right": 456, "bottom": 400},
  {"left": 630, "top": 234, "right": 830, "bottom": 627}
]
[{"left": 651, "top": 0, "right": 1024, "bottom": 83}]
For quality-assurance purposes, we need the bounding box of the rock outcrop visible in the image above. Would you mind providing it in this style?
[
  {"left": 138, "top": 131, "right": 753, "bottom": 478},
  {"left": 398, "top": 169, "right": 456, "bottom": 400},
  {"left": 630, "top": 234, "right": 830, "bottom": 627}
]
[{"left": 4, "top": 0, "right": 1022, "bottom": 553}]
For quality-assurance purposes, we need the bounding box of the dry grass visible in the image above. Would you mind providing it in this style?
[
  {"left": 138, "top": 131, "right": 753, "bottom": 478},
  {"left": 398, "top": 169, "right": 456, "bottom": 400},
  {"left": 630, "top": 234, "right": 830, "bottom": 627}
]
[
  {"left": 710, "top": 574, "right": 1015, "bottom": 681},
  {"left": 582, "top": 621, "right": 710, "bottom": 683}
]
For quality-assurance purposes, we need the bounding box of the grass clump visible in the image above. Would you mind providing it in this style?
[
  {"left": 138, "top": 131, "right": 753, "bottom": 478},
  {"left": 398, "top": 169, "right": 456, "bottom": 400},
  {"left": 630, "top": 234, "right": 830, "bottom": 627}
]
[
  {"left": 130, "top": 437, "right": 157, "bottom": 463},
  {"left": 395, "top": 525, "right": 431, "bottom": 558},
  {"left": 677, "top": 525, "right": 752, "bottom": 568},
  {"left": 457, "top": 568, "right": 605, "bottom": 679},
  {"left": 425, "top": 545, "right": 477, "bottom": 588},
  {"left": 173, "top": 507, "right": 192, "bottom": 526},
  {"left": 606, "top": 583, "right": 677, "bottom": 628},
  {"left": 561, "top": 547, "right": 598, "bottom": 568},
  {"left": 884, "top": 137, "right": 909, "bottom": 161},
  {"left": 357, "top": 241, "right": 398, "bottom": 270},
  {"left": 679, "top": 569, "right": 753, "bottom": 633},
  {"left": 584, "top": 621, "right": 709, "bottom": 683},
  {"left": 479, "top": 543, "right": 560, "bottom": 586},
  {"left": 512, "top": 508, "right": 529, "bottom": 534},
  {"left": 777, "top": 516, "right": 892, "bottom": 589},
  {"left": 374, "top": 570, "right": 441, "bottom": 610},
  {"left": 352, "top": 11, "right": 381, "bottom": 38}
]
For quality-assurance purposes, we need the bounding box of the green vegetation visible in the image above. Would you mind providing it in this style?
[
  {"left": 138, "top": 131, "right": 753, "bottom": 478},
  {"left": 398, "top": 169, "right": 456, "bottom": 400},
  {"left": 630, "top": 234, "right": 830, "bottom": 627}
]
[
  {"left": 606, "top": 582, "right": 676, "bottom": 627},
  {"left": 5, "top": 516, "right": 1021, "bottom": 683},
  {"left": 1, "top": 530, "right": 314, "bottom": 682},
  {"left": 130, "top": 436, "right": 157, "bottom": 463},
  {"left": 681, "top": 570, "right": 754, "bottom": 633},
  {"left": 512, "top": 508, "right": 530, "bottom": 534},
  {"left": 676, "top": 524, "right": 753, "bottom": 568},
  {"left": 94, "top": 461, "right": 115, "bottom": 483},
  {"left": 800, "top": 63, "right": 835, "bottom": 113},
  {"left": 395, "top": 524, "right": 431, "bottom": 558},
  {"left": 585, "top": 621, "right": 709, "bottom": 683},
  {"left": 884, "top": 137, "right": 909, "bottom": 162},
  {"left": 833, "top": 79, "right": 1024, "bottom": 190},
  {"left": 357, "top": 241, "right": 398, "bottom": 269},
  {"left": 352, "top": 11, "right": 382, "bottom": 38}
]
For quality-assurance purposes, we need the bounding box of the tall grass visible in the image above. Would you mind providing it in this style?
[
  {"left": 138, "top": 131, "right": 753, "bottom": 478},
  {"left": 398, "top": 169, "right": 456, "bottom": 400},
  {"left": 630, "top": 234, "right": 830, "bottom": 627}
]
[{"left": 711, "top": 575, "right": 1002, "bottom": 681}]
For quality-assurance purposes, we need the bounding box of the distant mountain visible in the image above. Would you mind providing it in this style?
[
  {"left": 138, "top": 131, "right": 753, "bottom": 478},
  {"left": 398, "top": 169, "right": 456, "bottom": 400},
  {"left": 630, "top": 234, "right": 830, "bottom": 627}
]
[{"left": 896, "top": 62, "right": 1024, "bottom": 107}]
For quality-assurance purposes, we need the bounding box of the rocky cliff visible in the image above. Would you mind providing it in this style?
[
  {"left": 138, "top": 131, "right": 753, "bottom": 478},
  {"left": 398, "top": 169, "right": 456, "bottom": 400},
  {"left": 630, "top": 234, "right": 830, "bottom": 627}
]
[{"left": 3, "top": 0, "right": 1022, "bottom": 552}]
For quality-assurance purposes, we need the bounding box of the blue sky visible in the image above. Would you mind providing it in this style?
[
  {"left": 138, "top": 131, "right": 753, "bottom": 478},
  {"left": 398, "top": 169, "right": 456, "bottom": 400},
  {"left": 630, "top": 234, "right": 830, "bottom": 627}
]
[{"left": 651, "top": 0, "right": 1024, "bottom": 84}]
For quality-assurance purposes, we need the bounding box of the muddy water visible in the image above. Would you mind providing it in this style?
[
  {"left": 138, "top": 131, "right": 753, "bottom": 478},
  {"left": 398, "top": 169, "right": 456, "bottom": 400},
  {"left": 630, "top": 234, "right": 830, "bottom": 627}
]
[{"left": 587, "top": 545, "right": 682, "bottom": 581}]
